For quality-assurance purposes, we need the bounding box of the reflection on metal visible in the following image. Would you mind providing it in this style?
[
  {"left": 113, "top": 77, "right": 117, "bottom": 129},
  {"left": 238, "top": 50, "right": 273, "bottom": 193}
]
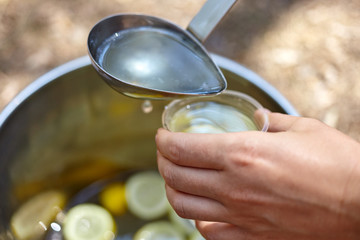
[{"left": 187, "top": 0, "right": 237, "bottom": 41}]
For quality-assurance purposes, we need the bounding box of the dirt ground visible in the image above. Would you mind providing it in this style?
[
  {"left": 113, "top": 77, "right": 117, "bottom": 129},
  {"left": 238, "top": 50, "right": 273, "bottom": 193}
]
[{"left": 1, "top": 0, "right": 360, "bottom": 141}]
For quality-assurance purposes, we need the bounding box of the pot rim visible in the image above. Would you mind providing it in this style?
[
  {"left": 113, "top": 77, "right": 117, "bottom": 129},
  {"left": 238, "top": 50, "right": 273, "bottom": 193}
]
[{"left": 0, "top": 54, "right": 298, "bottom": 130}]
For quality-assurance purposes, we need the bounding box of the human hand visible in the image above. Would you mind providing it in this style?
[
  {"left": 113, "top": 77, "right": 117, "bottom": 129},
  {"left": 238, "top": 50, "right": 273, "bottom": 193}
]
[{"left": 156, "top": 112, "right": 360, "bottom": 240}]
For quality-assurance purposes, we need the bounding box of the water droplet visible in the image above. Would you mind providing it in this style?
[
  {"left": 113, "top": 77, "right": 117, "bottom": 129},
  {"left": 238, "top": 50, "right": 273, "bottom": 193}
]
[{"left": 142, "top": 100, "right": 153, "bottom": 114}]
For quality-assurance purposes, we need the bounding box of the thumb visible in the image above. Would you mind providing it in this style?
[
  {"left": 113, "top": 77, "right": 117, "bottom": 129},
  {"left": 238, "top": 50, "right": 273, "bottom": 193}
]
[{"left": 267, "top": 112, "right": 302, "bottom": 132}]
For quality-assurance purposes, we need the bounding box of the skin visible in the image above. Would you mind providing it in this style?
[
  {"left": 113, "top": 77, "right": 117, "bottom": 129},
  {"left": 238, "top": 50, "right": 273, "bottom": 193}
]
[{"left": 156, "top": 112, "right": 360, "bottom": 240}]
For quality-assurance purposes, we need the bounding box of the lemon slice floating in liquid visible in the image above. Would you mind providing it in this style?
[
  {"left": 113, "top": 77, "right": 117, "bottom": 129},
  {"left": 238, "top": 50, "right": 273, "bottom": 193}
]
[
  {"left": 125, "top": 171, "right": 168, "bottom": 220},
  {"left": 133, "top": 221, "right": 185, "bottom": 240},
  {"left": 10, "top": 190, "right": 66, "bottom": 240},
  {"left": 63, "top": 203, "right": 116, "bottom": 240},
  {"left": 99, "top": 182, "right": 127, "bottom": 216}
]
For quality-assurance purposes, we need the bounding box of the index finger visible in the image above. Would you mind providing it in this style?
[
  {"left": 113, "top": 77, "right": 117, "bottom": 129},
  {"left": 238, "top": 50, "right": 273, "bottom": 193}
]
[{"left": 156, "top": 128, "right": 230, "bottom": 170}]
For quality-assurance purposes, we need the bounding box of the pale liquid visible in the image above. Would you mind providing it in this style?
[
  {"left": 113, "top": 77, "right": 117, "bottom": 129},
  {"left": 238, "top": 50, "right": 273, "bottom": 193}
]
[
  {"left": 168, "top": 101, "right": 258, "bottom": 133},
  {"left": 43, "top": 170, "right": 196, "bottom": 240},
  {"left": 97, "top": 27, "right": 223, "bottom": 94}
]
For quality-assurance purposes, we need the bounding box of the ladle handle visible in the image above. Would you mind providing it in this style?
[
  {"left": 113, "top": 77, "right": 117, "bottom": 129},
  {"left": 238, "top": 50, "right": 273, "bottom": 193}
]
[{"left": 187, "top": 0, "right": 237, "bottom": 42}]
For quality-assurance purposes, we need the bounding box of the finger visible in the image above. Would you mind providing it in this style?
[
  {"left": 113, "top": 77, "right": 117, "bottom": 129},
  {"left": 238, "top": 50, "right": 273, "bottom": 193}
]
[
  {"left": 157, "top": 150, "right": 221, "bottom": 200},
  {"left": 196, "top": 211, "right": 276, "bottom": 233},
  {"left": 196, "top": 221, "right": 256, "bottom": 240},
  {"left": 196, "top": 221, "right": 300, "bottom": 240},
  {"left": 166, "top": 185, "right": 228, "bottom": 222},
  {"left": 267, "top": 112, "right": 302, "bottom": 132},
  {"left": 155, "top": 128, "right": 226, "bottom": 170}
]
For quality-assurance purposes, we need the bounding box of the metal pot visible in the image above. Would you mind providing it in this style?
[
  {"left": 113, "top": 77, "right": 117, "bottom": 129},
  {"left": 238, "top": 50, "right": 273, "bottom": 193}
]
[{"left": 0, "top": 54, "right": 297, "bottom": 238}]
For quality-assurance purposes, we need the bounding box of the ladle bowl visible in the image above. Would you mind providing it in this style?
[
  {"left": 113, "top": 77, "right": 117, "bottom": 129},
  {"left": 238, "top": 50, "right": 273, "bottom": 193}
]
[
  {"left": 88, "top": 14, "right": 227, "bottom": 99},
  {"left": 88, "top": 0, "right": 239, "bottom": 99}
]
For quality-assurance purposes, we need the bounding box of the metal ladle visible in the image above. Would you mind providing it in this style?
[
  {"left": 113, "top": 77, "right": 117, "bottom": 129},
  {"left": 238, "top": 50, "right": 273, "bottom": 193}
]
[{"left": 88, "top": 0, "right": 237, "bottom": 99}]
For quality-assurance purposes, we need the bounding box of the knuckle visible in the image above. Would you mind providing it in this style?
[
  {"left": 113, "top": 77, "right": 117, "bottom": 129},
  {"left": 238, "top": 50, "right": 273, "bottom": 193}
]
[
  {"left": 161, "top": 166, "right": 176, "bottom": 188},
  {"left": 167, "top": 134, "right": 191, "bottom": 165},
  {"left": 171, "top": 199, "right": 188, "bottom": 218},
  {"left": 168, "top": 144, "right": 182, "bottom": 164},
  {"left": 227, "top": 136, "right": 260, "bottom": 168}
]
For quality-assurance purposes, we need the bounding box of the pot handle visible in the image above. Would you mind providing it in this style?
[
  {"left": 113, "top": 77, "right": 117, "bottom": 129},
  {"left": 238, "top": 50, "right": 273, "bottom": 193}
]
[{"left": 187, "top": 0, "right": 237, "bottom": 42}]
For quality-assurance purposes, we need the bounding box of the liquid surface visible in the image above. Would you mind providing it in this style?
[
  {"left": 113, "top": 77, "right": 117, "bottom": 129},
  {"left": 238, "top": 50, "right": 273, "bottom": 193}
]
[
  {"left": 97, "top": 27, "right": 224, "bottom": 94},
  {"left": 168, "top": 101, "right": 258, "bottom": 133}
]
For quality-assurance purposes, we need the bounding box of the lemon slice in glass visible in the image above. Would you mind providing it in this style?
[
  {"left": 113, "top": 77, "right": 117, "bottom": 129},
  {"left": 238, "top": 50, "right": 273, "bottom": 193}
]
[
  {"left": 134, "top": 221, "right": 185, "bottom": 240},
  {"left": 63, "top": 203, "right": 116, "bottom": 240},
  {"left": 125, "top": 171, "right": 167, "bottom": 220},
  {"left": 10, "top": 190, "right": 66, "bottom": 240}
]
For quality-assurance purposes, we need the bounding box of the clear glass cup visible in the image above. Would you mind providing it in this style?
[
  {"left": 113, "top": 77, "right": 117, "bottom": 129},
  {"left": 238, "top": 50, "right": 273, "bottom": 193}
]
[{"left": 162, "top": 90, "right": 269, "bottom": 133}]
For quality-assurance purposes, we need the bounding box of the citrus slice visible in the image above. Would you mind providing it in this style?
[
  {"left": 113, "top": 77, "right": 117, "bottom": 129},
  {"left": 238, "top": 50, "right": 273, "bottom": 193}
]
[
  {"left": 63, "top": 203, "right": 116, "bottom": 240},
  {"left": 125, "top": 171, "right": 168, "bottom": 220},
  {"left": 99, "top": 182, "right": 127, "bottom": 216},
  {"left": 133, "top": 221, "right": 185, "bottom": 240},
  {"left": 10, "top": 190, "right": 66, "bottom": 240},
  {"left": 169, "top": 208, "right": 195, "bottom": 235}
]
